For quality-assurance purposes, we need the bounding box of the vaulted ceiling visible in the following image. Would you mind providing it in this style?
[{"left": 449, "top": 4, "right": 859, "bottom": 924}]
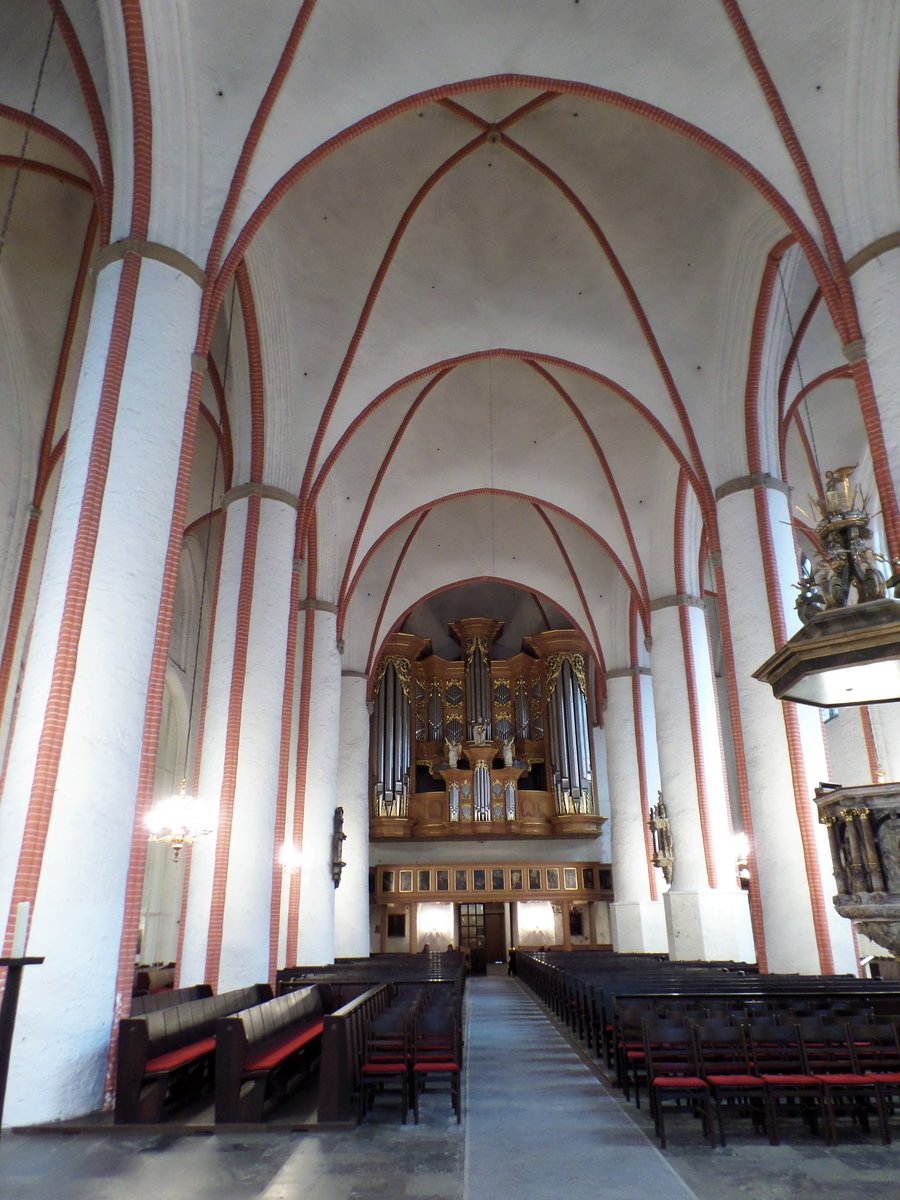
[{"left": 1, "top": 1, "right": 891, "bottom": 686}]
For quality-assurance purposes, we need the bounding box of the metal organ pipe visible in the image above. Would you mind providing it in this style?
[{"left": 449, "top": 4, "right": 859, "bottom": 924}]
[
  {"left": 575, "top": 674, "right": 592, "bottom": 808},
  {"left": 374, "top": 683, "right": 385, "bottom": 813},
  {"left": 397, "top": 667, "right": 409, "bottom": 812},
  {"left": 466, "top": 655, "right": 475, "bottom": 737},
  {"left": 480, "top": 647, "right": 492, "bottom": 737},
  {"left": 384, "top": 667, "right": 395, "bottom": 811},
  {"left": 564, "top": 661, "right": 582, "bottom": 796},
  {"left": 474, "top": 648, "right": 483, "bottom": 732},
  {"left": 515, "top": 681, "right": 529, "bottom": 739},
  {"left": 428, "top": 684, "right": 443, "bottom": 742},
  {"left": 555, "top": 670, "right": 571, "bottom": 799}
]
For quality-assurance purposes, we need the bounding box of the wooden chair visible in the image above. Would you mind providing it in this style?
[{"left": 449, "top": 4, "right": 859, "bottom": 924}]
[
  {"left": 358, "top": 1022, "right": 410, "bottom": 1123},
  {"left": 411, "top": 1012, "right": 461, "bottom": 1124},
  {"left": 643, "top": 1019, "right": 716, "bottom": 1149},
  {"left": 693, "top": 1021, "right": 767, "bottom": 1145},
  {"left": 798, "top": 1021, "right": 887, "bottom": 1144},
  {"left": 746, "top": 1022, "right": 826, "bottom": 1145},
  {"left": 613, "top": 1002, "right": 658, "bottom": 1108},
  {"left": 847, "top": 1020, "right": 900, "bottom": 1143}
]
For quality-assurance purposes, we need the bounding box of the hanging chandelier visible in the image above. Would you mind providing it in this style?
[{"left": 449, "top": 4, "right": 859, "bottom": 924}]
[
  {"left": 145, "top": 780, "right": 217, "bottom": 861},
  {"left": 754, "top": 466, "right": 900, "bottom": 706}
]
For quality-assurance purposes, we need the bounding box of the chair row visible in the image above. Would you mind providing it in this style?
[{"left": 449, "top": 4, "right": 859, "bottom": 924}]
[
  {"left": 359, "top": 991, "right": 463, "bottom": 1124},
  {"left": 516, "top": 950, "right": 900, "bottom": 1071},
  {"left": 637, "top": 1016, "right": 900, "bottom": 1149},
  {"left": 612, "top": 997, "right": 878, "bottom": 1096}
]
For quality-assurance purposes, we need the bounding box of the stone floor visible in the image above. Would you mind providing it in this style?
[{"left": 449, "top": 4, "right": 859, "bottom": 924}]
[{"left": 1, "top": 976, "right": 899, "bottom": 1200}]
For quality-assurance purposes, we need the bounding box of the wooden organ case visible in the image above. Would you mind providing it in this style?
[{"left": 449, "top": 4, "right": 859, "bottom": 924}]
[{"left": 369, "top": 620, "right": 604, "bottom": 841}]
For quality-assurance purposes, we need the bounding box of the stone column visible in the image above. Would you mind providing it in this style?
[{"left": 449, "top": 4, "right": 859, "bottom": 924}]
[
  {"left": 408, "top": 903, "right": 417, "bottom": 954},
  {"left": 0, "top": 250, "right": 203, "bottom": 1124},
  {"left": 868, "top": 703, "right": 900, "bottom": 782},
  {"left": 604, "top": 670, "right": 667, "bottom": 952},
  {"left": 716, "top": 476, "right": 857, "bottom": 974},
  {"left": 334, "top": 670, "right": 371, "bottom": 958},
  {"left": 179, "top": 489, "right": 297, "bottom": 988},
  {"left": 650, "top": 597, "right": 754, "bottom": 962},
  {"left": 849, "top": 260, "right": 900, "bottom": 536},
  {"left": 295, "top": 604, "right": 342, "bottom": 965}
]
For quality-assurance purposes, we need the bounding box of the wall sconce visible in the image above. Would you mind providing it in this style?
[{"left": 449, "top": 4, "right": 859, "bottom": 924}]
[
  {"left": 733, "top": 831, "right": 751, "bottom": 884},
  {"left": 279, "top": 841, "right": 302, "bottom": 874},
  {"left": 647, "top": 792, "right": 675, "bottom": 885}
]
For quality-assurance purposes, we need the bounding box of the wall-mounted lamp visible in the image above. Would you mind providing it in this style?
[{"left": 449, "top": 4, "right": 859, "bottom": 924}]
[{"left": 279, "top": 841, "right": 302, "bottom": 874}]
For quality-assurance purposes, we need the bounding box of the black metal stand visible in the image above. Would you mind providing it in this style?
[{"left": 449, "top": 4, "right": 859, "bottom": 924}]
[{"left": 0, "top": 957, "right": 44, "bottom": 1135}]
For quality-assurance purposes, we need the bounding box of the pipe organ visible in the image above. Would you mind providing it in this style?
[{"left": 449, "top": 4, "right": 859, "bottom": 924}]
[
  {"left": 370, "top": 623, "right": 604, "bottom": 841},
  {"left": 370, "top": 650, "right": 419, "bottom": 818},
  {"left": 545, "top": 652, "right": 593, "bottom": 814}
]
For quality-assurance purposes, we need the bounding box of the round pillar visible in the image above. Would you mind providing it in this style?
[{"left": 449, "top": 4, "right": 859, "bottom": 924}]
[
  {"left": 295, "top": 605, "right": 342, "bottom": 965},
  {"left": 604, "top": 671, "right": 667, "bottom": 952},
  {"left": 868, "top": 703, "right": 900, "bottom": 782},
  {"left": 0, "top": 252, "right": 203, "bottom": 1124},
  {"left": 334, "top": 671, "right": 371, "bottom": 958},
  {"left": 179, "top": 489, "right": 297, "bottom": 988},
  {"left": 650, "top": 596, "right": 754, "bottom": 962},
  {"left": 716, "top": 478, "right": 857, "bottom": 973},
  {"left": 849, "top": 260, "right": 900, "bottom": 535}
]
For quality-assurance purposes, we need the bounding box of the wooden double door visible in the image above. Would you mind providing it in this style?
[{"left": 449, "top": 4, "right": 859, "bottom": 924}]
[{"left": 458, "top": 902, "right": 507, "bottom": 972}]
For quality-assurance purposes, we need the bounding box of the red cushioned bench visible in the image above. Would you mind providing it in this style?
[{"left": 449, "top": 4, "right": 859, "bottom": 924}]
[
  {"left": 215, "top": 986, "right": 325, "bottom": 1122},
  {"left": 114, "top": 982, "right": 272, "bottom": 1123}
]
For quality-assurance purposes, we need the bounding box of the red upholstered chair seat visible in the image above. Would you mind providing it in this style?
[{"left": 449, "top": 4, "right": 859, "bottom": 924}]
[
  {"left": 706, "top": 1074, "right": 764, "bottom": 1087},
  {"left": 812, "top": 1073, "right": 871, "bottom": 1086},
  {"left": 759, "top": 1074, "right": 819, "bottom": 1087},
  {"left": 653, "top": 1075, "right": 707, "bottom": 1089}
]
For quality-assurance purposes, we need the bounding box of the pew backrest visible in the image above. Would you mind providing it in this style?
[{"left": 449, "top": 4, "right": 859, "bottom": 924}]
[{"left": 130, "top": 984, "right": 212, "bottom": 1017}]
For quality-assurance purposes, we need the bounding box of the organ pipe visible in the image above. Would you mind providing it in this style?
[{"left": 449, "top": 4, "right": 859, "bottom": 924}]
[
  {"left": 372, "top": 627, "right": 598, "bottom": 829},
  {"left": 372, "top": 655, "right": 414, "bottom": 818},
  {"left": 545, "top": 652, "right": 593, "bottom": 814},
  {"left": 384, "top": 669, "right": 395, "bottom": 810}
]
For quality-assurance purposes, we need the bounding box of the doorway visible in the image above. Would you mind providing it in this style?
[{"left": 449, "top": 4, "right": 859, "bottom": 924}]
[
  {"left": 458, "top": 902, "right": 507, "bottom": 973},
  {"left": 483, "top": 903, "right": 506, "bottom": 965}
]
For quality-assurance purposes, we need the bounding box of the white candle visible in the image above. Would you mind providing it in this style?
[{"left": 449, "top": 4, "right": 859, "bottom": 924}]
[{"left": 10, "top": 901, "right": 30, "bottom": 958}]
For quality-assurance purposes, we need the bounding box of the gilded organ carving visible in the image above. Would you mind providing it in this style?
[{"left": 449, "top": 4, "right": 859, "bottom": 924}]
[{"left": 370, "top": 622, "right": 604, "bottom": 841}]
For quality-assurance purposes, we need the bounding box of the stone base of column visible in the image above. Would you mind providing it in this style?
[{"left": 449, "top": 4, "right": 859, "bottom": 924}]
[
  {"left": 610, "top": 900, "right": 668, "bottom": 954},
  {"left": 664, "top": 888, "right": 756, "bottom": 964}
]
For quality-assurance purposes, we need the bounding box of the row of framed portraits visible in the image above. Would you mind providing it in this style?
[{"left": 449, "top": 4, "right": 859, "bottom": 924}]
[{"left": 378, "top": 864, "right": 610, "bottom": 896}]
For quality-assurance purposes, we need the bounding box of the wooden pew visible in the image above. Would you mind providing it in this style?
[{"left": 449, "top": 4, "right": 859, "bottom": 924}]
[
  {"left": 133, "top": 964, "right": 175, "bottom": 995},
  {"left": 114, "top": 982, "right": 272, "bottom": 1123},
  {"left": 214, "top": 986, "right": 325, "bottom": 1123},
  {"left": 130, "top": 984, "right": 212, "bottom": 1017}
]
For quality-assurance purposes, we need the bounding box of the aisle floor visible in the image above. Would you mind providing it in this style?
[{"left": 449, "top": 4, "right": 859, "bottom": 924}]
[{"left": 1, "top": 976, "right": 899, "bottom": 1199}]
